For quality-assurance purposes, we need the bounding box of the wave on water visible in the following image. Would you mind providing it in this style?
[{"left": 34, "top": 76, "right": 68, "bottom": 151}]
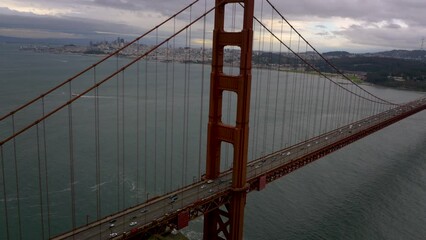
[
  {"left": 123, "top": 178, "right": 136, "bottom": 192},
  {"left": 54, "top": 92, "right": 117, "bottom": 99},
  {"left": 89, "top": 181, "right": 110, "bottom": 192},
  {"left": 181, "top": 230, "right": 203, "bottom": 240},
  {"left": 51, "top": 187, "right": 71, "bottom": 194},
  {"left": 0, "top": 196, "right": 29, "bottom": 202}
]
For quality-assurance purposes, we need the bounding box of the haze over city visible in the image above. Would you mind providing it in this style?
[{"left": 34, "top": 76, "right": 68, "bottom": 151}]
[{"left": 1, "top": 0, "right": 425, "bottom": 53}]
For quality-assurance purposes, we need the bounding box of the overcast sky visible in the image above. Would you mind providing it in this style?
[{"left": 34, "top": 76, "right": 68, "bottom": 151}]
[{"left": 0, "top": 0, "right": 425, "bottom": 53}]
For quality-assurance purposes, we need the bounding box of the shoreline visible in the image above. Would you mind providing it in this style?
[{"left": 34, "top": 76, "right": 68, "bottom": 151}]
[{"left": 14, "top": 43, "right": 426, "bottom": 93}]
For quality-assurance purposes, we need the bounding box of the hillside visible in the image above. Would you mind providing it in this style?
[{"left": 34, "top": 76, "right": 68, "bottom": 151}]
[
  {"left": 315, "top": 56, "right": 426, "bottom": 91},
  {"left": 253, "top": 51, "right": 426, "bottom": 91}
]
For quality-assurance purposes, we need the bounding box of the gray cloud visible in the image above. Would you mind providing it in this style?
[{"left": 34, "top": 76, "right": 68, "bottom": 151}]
[
  {"left": 315, "top": 25, "right": 327, "bottom": 29},
  {"left": 92, "top": 0, "right": 141, "bottom": 11},
  {"left": 268, "top": 0, "right": 426, "bottom": 24},
  {"left": 316, "top": 31, "right": 329, "bottom": 36},
  {"left": 336, "top": 23, "right": 424, "bottom": 50},
  {"left": 0, "top": 8, "right": 145, "bottom": 40},
  {"left": 1, "top": 0, "right": 425, "bottom": 51},
  {"left": 265, "top": 0, "right": 426, "bottom": 50},
  {"left": 384, "top": 23, "right": 402, "bottom": 29}
]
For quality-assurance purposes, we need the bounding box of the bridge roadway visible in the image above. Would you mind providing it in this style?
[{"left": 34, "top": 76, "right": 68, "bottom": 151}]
[{"left": 54, "top": 98, "right": 426, "bottom": 240}]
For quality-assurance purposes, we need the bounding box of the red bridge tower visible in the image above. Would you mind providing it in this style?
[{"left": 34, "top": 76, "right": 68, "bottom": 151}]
[{"left": 204, "top": 0, "right": 254, "bottom": 239}]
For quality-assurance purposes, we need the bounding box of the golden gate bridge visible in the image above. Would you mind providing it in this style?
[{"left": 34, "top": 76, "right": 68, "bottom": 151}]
[{"left": 0, "top": 0, "right": 425, "bottom": 239}]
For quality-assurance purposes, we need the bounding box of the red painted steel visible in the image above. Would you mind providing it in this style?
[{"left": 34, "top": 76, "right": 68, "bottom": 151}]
[
  {"left": 177, "top": 211, "right": 190, "bottom": 230},
  {"left": 205, "top": 0, "right": 254, "bottom": 239},
  {"left": 258, "top": 175, "right": 266, "bottom": 191}
]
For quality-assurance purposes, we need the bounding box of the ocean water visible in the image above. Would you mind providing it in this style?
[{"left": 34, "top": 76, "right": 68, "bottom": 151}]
[
  {"left": 243, "top": 111, "right": 426, "bottom": 240},
  {"left": 1, "top": 43, "right": 425, "bottom": 240}
]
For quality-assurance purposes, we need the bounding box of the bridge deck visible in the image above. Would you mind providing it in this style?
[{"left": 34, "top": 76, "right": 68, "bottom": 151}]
[{"left": 53, "top": 98, "right": 426, "bottom": 240}]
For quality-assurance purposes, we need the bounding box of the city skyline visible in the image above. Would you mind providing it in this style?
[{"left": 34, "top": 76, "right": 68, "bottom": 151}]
[{"left": 0, "top": 0, "right": 425, "bottom": 53}]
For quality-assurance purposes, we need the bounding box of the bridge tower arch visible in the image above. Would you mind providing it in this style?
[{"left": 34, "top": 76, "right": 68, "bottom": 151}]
[{"left": 204, "top": 0, "right": 254, "bottom": 239}]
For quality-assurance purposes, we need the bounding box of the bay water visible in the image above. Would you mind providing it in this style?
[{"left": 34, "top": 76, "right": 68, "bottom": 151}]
[{"left": 1, "top": 43, "right": 425, "bottom": 240}]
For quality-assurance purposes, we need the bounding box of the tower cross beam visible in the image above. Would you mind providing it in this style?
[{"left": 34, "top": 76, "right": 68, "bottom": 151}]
[{"left": 204, "top": 0, "right": 254, "bottom": 239}]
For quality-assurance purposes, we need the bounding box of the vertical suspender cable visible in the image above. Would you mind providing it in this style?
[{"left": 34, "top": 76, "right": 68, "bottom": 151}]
[
  {"left": 254, "top": 0, "right": 265, "bottom": 158},
  {"left": 262, "top": 7, "right": 274, "bottom": 155},
  {"left": 355, "top": 87, "right": 362, "bottom": 122},
  {"left": 94, "top": 67, "right": 101, "bottom": 221},
  {"left": 36, "top": 124, "right": 45, "bottom": 240},
  {"left": 272, "top": 10, "right": 282, "bottom": 150},
  {"left": 186, "top": 5, "right": 193, "bottom": 186},
  {"left": 154, "top": 28, "right": 158, "bottom": 194},
  {"left": 94, "top": 67, "right": 101, "bottom": 239},
  {"left": 306, "top": 44, "right": 314, "bottom": 138},
  {"left": 294, "top": 43, "right": 306, "bottom": 141},
  {"left": 121, "top": 71, "right": 126, "bottom": 209},
  {"left": 164, "top": 40, "right": 169, "bottom": 193},
  {"left": 144, "top": 58, "right": 148, "bottom": 201},
  {"left": 182, "top": 22, "right": 188, "bottom": 188},
  {"left": 170, "top": 18, "right": 176, "bottom": 191},
  {"left": 257, "top": 0, "right": 266, "bottom": 158},
  {"left": 361, "top": 94, "right": 368, "bottom": 118},
  {"left": 197, "top": 0, "right": 207, "bottom": 179},
  {"left": 288, "top": 40, "right": 298, "bottom": 146},
  {"left": 307, "top": 67, "right": 315, "bottom": 138},
  {"left": 346, "top": 85, "right": 352, "bottom": 123},
  {"left": 374, "top": 101, "right": 376, "bottom": 119},
  {"left": 348, "top": 82, "right": 354, "bottom": 124},
  {"left": 337, "top": 80, "right": 343, "bottom": 126},
  {"left": 331, "top": 81, "right": 338, "bottom": 129},
  {"left": 281, "top": 27, "right": 292, "bottom": 148},
  {"left": 251, "top": 19, "right": 260, "bottom": 160},
  {"left": 41, "top": 97, "right": 51, "bottom": 238},
  {"left": 11, "top": 115, "right": 22, "bottom": 240},
  {"left": 115, "top": 55, "right": 120, "bottom": 210},
  {"left": 313, "top": 75, "right": 321, "bottom": 136},
  {"left": 262, "top": 62, "right": 271, "bottom": 155},
  {"left": 295, "top": 38, "right": 303, "bottom": 142},
  {"left": 356, "top": 86, "right": 363, "bottom": 120},
  {"left": 337, "top": 81, "right": 344, "bottom": 126},
  {"left": 325, "top": 79, "right": 332, "bottom": 132},
  {"left": 333, "top": 84, "right": 339, "bottom": 128},
  {"left": 342, "top": 81, "right": 349, "bottom": 125},
  {"left": 375, "top": 102, "right": 379, "bottom": 115},
  {"left": 136, "top": 41, "right": 141, "bottom": 203},
  {"left": 0, "top": 146, "right": 10, "bottom": 240},
  {"left": 319, "top": 76, "right": 327, "bottom": 135},
  {"left": 299, "top": 43, "right": 309, "bottom": 140},
  {"left": 182, "top": 6, "right": 193, "bottom": 187},
  {"left": 338, "top": 83, "right": 344, "bottom": 127},
  {"left": 67, "top": 83, "right": 76, "bottom": 234},
  {"left": 294, "top": 37, "right": 303, "bottom": 143}
]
